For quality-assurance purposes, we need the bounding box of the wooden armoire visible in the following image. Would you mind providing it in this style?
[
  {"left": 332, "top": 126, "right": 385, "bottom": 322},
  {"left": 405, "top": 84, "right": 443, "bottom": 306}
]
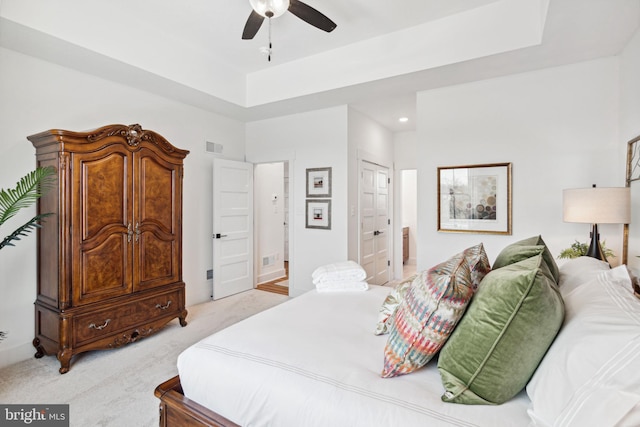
[{"left": 28, "top": 124, "right": 189, "bottom": 374}]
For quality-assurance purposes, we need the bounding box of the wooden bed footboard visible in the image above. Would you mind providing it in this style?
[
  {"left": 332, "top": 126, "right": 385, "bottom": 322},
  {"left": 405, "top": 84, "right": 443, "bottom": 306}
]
[{"left": 155, "top": 376, "right": 241, "bottom": 427}]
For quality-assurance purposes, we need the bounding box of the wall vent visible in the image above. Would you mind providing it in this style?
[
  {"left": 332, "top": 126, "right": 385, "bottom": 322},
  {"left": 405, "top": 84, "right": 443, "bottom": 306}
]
[
  {"left": 262, "top": 255, "right": 277, "bottom": 266},
  {"left": 206, "top": 141, "right": 223, "bottom": 154}
]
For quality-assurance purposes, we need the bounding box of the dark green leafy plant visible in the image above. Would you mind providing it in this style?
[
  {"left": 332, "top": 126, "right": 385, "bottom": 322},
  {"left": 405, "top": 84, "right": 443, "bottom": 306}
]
[
  {"left": 1, "top": 166, "right": 56, "bottom": 250},
  {"left": 557, "top": 239, "right": 615, "bottom": 260},
  {"left": 1, "top": 166, "right": 55, "bottom": 343}
]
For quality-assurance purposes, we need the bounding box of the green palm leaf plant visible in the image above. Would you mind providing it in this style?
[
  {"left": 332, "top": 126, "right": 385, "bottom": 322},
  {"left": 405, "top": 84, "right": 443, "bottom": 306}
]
[
  {"left": 0, "top": 166, "right": 55, "bottom": 343},
  {"left": 1, "top": 166, "right": 56, "bottom": 250}
]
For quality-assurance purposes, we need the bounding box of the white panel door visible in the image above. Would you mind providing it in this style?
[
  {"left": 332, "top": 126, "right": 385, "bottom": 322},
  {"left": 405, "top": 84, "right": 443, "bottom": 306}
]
[
  {"left": 212, "top": 158, "right": 254, "bottom": 300},
  {"left": 374, "top": 166, "right": 390, "bottom": 285},
  {"left": 359, "top": 161, "right": 390, "bottom": 285},
  {"left": 360, "top": 163, "right": 376, "bottom": 282}
]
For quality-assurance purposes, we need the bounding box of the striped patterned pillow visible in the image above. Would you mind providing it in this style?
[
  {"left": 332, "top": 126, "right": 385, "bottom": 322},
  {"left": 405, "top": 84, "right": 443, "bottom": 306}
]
[
  {"left": 462, "top": 243, "right": 491, "bottom": 289},
  {"left": 374, "top": 275, "right": 417, "bottom": 335},
  {"left": 381, "top": 252, "right": 475, "bottom": 378}
]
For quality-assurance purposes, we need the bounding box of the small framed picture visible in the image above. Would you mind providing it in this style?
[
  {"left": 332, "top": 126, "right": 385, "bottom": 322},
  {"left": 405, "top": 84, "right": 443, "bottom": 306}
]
[
  {"left": 306, "top": 199, "right": 331, "bottom": 230},
  {"left": 306, "top": 167, "right": 332, "bottom": 198},
  {"left": 437, "top": 162, "right": 512, "bottom": 235}
]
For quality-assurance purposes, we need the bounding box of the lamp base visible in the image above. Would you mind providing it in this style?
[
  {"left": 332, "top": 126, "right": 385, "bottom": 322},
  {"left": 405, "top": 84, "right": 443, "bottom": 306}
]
[{"left": 586, "top": 223, "right": 606, "bottom": 262}]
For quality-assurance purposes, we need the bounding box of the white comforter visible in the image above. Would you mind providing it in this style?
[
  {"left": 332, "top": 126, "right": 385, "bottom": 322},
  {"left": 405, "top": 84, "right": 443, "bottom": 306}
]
[{"left": 178, "top": 286, "right": 532, "bottom": 427}]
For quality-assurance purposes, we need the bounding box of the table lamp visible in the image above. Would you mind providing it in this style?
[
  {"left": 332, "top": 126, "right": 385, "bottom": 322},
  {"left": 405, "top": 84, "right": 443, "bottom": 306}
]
[{"left": 562, "top": 185, "right": 630, "bottom": 262}]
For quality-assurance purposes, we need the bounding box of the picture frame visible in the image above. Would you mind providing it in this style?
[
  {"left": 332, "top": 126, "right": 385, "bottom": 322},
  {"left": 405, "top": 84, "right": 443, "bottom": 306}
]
[
  {"left": 623, "top": 134, "right": 640, "bottom": 265},
  {"left": 306, "top": 199, "right": 331, "bottom": 230},
  {"left": 437, "top": 162, "right": 512, "bottom": 235},
  {"left": 306, "top": 167, "right": 332, "bottom": 198},
  {"left": 626, "top": 134, "right": 640, "bottom": 185}
]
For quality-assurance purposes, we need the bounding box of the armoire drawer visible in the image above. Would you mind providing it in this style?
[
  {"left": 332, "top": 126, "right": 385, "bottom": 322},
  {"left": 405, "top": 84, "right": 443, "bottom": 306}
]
[{"left": 73, "top": 290, "right": 182, "bottom": 346}]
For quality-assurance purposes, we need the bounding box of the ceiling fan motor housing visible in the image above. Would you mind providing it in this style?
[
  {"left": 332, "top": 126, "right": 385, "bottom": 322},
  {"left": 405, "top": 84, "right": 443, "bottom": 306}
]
[{"left": 249, "top": 0, "right": 290, "bottom": 18}]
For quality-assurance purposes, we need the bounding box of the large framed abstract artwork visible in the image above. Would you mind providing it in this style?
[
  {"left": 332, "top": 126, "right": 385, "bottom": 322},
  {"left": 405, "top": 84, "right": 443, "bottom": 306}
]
[{"left": 437, "top": 162, "right": 512, "bottom": 235}]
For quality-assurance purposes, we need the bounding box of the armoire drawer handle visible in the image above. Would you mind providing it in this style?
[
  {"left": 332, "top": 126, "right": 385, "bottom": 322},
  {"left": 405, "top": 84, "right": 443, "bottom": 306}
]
[
  {"left": 155, "top": 300, "right": 172, "bottom": 310},
  {"left": 88, "top": 319, "right": 111, "bottom": 330}
]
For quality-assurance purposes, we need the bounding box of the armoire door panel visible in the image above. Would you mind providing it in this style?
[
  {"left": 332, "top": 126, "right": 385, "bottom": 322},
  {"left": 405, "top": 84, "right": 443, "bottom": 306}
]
[
  {"left": 80, "top": 150, "right": 130, "bottom": 240},
  {"left": 138, "top": 234, "right": 176, "bottom": 288},
  {"left": 73, "top": 148, "right": 133, "bottom": 306},
  {"left": 137, "top": 150, "right": 177, "bottom": 234},
  {"left": 79, "top": 233, "right": 132, "bottom": 304},
  {"left": 133, "top": 148, "right": 181, "bottom": 291}
]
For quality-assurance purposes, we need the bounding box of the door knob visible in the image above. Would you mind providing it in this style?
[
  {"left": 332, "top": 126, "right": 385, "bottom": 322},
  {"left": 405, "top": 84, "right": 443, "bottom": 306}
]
[{"left": 214, "top": 233, "right": 228, "bottom": 239}]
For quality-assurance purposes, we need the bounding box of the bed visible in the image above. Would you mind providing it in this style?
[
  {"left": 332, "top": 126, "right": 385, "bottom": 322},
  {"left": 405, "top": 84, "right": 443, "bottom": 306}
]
[{"left": 155, "top": 242, "right": 640, "bottom": 427}]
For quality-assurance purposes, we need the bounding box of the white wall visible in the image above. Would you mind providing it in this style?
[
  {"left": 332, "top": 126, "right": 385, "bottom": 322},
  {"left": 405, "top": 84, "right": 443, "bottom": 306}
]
[
  {"left": 416, "top": 57, "right": 623, "bottom": 270},
  {"left": 394, "top": 131, "right": 418, "bottom": 170},
  {"left": 246, "top": 106, "right": 349, "bottom": 296},
  {"left": 254, "top": 163, "right": 285, "bottom": 283},
  {"left": 620, "top": 28, "right": 640, "bottom": 271},
  {"left": 0, "top": 47, "right": 245, "bottom": 368}
]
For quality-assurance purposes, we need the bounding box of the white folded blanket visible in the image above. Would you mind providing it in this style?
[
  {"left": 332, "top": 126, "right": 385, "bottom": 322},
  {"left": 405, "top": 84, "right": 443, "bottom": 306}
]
[
  {"left": 315, "top": 281, "right": 369, "bottom": 293},
  {"left": 311, "top": 260, "right": 367, "bottom": 285}
]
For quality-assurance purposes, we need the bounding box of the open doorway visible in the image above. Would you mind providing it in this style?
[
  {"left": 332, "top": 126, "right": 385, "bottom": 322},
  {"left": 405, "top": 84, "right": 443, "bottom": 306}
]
[
  {"left": 254, "top": 162, "right": 289, "bottom": 295},
  {"left": 400, "top": 169, "right": 417, "bottom": 280}
]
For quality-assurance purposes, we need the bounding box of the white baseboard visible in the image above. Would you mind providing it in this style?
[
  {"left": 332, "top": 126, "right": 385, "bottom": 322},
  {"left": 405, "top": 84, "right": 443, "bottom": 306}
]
[
  {"left": 0, "top": 341, "right": 35, "bottom": 370},
  {"left": 257, "top": 268, "right": 287, "bottom": 285}
]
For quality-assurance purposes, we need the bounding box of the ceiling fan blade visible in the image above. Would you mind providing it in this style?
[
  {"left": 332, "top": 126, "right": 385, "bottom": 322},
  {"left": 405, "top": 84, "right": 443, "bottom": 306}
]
[
  {"left": 288, "top": 0, "right": 337, "bottom": 33},
  {"left": 242, "top": 10, "right": 265, "bottom": 39}
]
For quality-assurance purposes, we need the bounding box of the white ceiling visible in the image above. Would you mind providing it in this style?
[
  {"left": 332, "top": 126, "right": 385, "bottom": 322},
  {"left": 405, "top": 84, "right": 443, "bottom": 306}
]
[{"left": 0, "top": 0, "right": 639, "bottom": 132}]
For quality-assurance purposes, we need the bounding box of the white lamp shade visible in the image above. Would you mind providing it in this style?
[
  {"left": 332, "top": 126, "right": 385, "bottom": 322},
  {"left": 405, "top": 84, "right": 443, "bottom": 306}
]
[
  {"left": 249, "top": 0, "right": 290, "bottom": 18},
  {"left": 563, "top": 187, "right": 630, "bottom": 224}
]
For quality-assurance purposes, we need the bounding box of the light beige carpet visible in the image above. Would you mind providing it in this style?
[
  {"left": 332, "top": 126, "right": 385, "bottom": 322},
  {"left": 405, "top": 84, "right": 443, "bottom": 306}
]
[{"left": 0, "top": 290, "right": 289, "bottom": 427}]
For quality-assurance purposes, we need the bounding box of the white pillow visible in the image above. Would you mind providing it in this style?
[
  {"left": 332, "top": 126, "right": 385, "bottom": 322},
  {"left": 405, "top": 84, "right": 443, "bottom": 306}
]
[
  {"left": 558, "top": 256, "right": 611, "bottom": 295},
  {"left": 526, "top": 265, "right": 640, "bottom": 427}
]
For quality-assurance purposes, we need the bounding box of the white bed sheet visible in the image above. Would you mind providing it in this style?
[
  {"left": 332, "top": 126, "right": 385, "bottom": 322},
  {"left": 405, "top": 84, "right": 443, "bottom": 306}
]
[{"left": 178, "top": 285, "right": 533, "bottom": 427}]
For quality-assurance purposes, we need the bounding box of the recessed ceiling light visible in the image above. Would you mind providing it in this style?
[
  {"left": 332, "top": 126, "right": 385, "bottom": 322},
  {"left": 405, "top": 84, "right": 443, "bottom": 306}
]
[{"left": 398, "top": 117, "right": 409, "bottom": 123}]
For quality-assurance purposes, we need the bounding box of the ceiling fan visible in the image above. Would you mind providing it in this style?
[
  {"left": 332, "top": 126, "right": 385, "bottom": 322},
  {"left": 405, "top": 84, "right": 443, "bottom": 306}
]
[{"left": 242, "top": 0, "right": 337, "bottom": 40}]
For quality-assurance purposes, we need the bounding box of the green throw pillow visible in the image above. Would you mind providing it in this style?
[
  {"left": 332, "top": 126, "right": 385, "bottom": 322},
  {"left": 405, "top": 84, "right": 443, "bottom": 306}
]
[
  {"left": 493, "top": 235, "right": 559, "bottom": 283},
  {"left": 493, "top": 244, "right": 545, "bottom": 267},
  {"left": 437, "top": 254, "right": 564, "bottom": 405}
]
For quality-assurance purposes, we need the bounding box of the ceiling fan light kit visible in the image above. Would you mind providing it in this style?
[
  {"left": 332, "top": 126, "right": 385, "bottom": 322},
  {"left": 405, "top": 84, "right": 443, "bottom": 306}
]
[
  {"left": 249, "top": 0, "right": 290, "bottom": 18},
  {"left": 242, "top": 0, "right": 337, "bottom": 41}
]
